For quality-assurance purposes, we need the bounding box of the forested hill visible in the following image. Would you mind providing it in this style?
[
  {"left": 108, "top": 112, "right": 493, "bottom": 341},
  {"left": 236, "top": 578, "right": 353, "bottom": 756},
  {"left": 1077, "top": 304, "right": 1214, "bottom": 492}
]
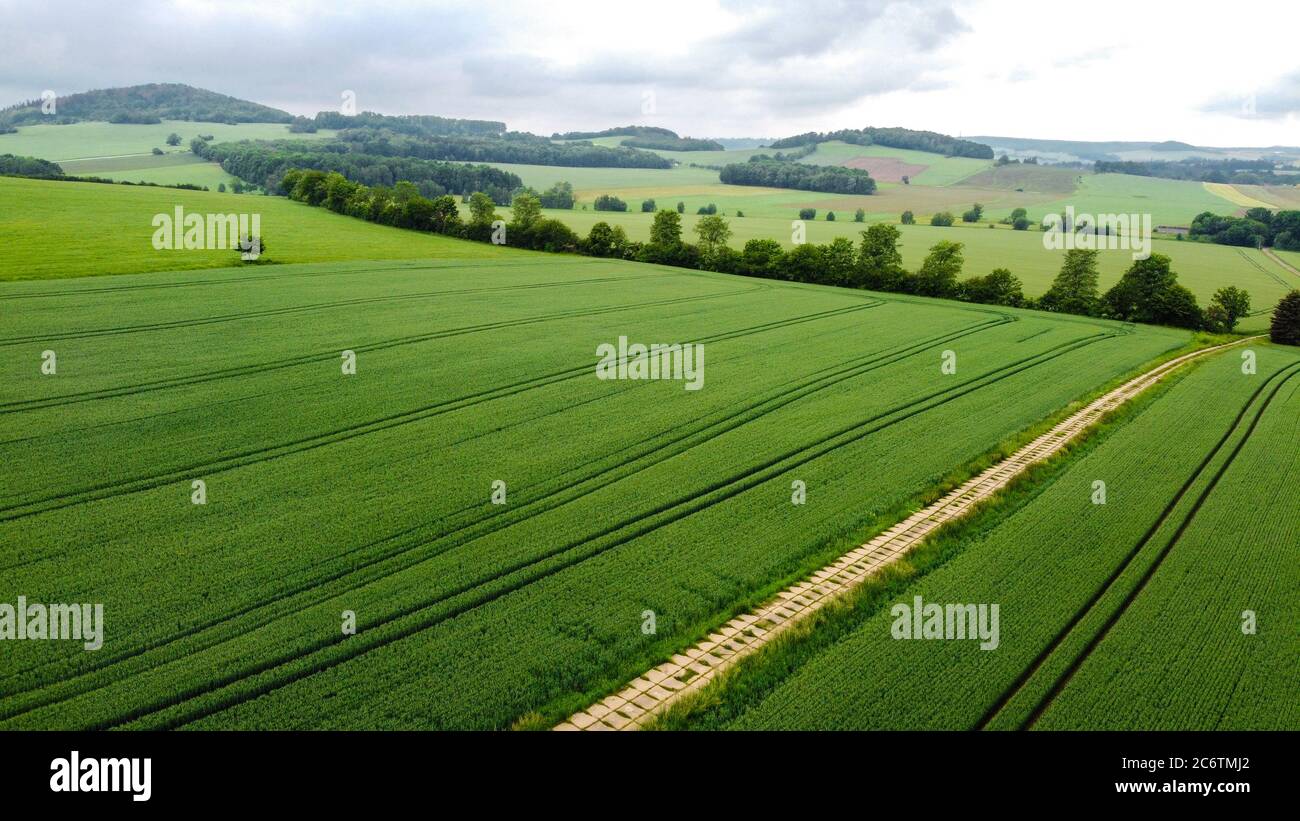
[
  {"left": 769, "top": 127, "right": 994, "bottom": 159},
  {"left": 0, "top": 83, "right": 294, "bottom": 126}
]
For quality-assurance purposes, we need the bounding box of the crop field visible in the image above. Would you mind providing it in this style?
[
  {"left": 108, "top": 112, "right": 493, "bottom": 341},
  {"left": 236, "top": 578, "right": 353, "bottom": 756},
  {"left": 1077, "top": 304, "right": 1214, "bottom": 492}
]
[
  {"left": 679, "top": 344, "right": 1298, "bottom": 730},
  {"left": 0, "top": 250, "right": 1189, "bottom": 730}
]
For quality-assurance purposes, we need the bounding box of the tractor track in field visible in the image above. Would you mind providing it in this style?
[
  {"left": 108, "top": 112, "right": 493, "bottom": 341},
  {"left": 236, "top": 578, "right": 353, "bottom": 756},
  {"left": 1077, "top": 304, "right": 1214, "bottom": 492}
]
[
  {"left": 555, "top": 336, "right": 1258, "bottom": 731},
  {"left": 0, "top": 259, "right": 598, "bottom": 300},
  {"left": 0, "top": 280, "right": 779, "bottom": 415},
  {"left": 0, "top": 273, "right": 739, "bottom": 347},
  {"left": 3, "top": 323, "right": 1098, "bottom": 730},
  {"left": 89, "top": 332, "right": 1108, "bottom": 730},
  {"left": 1236, "top": 248, "right": 1293, "bottom": 291},
  {"left": 974, "top": 354, "right": 1294, "bottom": 730},
  {"left": 1008, "top": 360, "right": 1300, "bottom": 729},
  {"left": 0, "top": 299, "right": 874, "bottom": 520},
  {"left": 0, "top": 313, "right": 1005, "bottom": 713},
  {"left": 1261, "top": 247, "right": 1300, "bottom": 280}
]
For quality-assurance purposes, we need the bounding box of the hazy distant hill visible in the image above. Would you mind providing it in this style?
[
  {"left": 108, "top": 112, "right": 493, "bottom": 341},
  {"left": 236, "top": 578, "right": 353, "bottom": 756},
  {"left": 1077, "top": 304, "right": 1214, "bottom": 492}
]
[
  {"left": 971, "top": 135, "right": 1300, "bottom": 165},
  {"left": 0, "top": 83, "right": 294, "bottom": 127}
]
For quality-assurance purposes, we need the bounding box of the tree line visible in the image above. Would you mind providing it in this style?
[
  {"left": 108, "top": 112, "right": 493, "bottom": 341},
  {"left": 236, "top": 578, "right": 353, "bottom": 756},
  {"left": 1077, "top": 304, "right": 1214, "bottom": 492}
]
[
  {"left": 332, "top": 127, "right": 672, "bottom": 168},
  {"left": 1096, "top": 158, "right": 1296, "bottom": 186},
  {"left": 720, "top": 157, "right": 877, "bottom": 194},
  {"left": 277, "top": 166, "right": 1277, "bottom": 335},
  {"left": 194, "top": 139, "right": 522, "bottom": 203},
  {"left": 0, "top": 83, "right": 293, "bottom": 127}
]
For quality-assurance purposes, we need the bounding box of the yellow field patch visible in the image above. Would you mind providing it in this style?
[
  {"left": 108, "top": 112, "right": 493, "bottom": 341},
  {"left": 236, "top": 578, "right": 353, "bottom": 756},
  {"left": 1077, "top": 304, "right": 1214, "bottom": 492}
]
[{"left": 1203, "top": 182, "right": 1274, "bottom": 210}]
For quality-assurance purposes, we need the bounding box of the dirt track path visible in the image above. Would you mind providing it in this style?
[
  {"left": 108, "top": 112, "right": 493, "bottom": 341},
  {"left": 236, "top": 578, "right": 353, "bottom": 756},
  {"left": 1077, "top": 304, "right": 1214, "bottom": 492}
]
[{"left": 555, "top": 337, "right": 1259, "bottom": 731}]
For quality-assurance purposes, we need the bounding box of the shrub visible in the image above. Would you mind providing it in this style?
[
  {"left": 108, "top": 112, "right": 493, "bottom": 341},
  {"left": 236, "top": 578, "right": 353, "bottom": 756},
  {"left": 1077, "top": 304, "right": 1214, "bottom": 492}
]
[
  {"left": 1270, "top": 290, "right": 1300, "bottom": 345},
  {"left": 798, "top": 208, "right": 816, "bottom": 220},
  {"left": 593, "top": 194, "right": 628, "bottom": 212},
  {"left": 930, "top": 211, "right": 954, "bottom": 227}
]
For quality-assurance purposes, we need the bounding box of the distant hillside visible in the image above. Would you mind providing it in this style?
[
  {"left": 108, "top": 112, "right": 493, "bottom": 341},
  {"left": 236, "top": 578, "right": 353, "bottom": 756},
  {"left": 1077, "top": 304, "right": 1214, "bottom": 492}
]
[
  {"left": 971, "top": 135, "right": 1300, "bottom": 165},
  {"left": 769, "top": 127, "right": 993, "bottom": 160},
  {"left": 0, "top": 83, "right": 294, "bottom": 126},
  {"left": 553, "top": 125, "right": 724, "bottom": 151}
]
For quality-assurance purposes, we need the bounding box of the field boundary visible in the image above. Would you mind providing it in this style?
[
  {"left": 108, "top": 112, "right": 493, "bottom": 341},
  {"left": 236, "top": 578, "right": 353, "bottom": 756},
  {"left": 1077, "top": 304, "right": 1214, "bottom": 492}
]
[{"left": 554, "top": 336, "right": 1259, "bottom": 731}]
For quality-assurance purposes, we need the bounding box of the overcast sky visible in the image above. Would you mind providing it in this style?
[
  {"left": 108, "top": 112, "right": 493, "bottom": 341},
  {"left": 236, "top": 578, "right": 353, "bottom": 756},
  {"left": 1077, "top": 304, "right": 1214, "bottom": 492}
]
[{"left": 2, "top": 0, "right": 1297, "bottom": 145}]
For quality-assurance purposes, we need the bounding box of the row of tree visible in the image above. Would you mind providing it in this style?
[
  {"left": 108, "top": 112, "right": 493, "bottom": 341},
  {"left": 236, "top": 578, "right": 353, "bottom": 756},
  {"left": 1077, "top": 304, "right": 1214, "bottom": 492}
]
[
  {"left": 1189, "top": 208, "right": 1300, "bottom": 250},
  {"left": 195, "top": 139, "right": 522, "bottom": 203},
  {"left": 333, "top": 127, "right": 673, "bottom": 168},
  {"left": 768, "top": 127, "right": 994, "bottom": 159},
  {"left": 1096, "top": 158, "right": 1295, "bottom": 186},
  {"left": 720, "top": 157, "right": 877, "bottom": 194},
  {"left": 277, "top": 167, "right": 1277, "bottom": 335}
]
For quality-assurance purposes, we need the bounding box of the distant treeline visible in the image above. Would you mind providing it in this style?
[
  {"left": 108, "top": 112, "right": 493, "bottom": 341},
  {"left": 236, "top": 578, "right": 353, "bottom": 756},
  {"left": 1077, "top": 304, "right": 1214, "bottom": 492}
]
[
  {"left": 0, "top": 154, "right": 210, "bottom": 190},
  {"left": 552, "top": 125, "right": 723, "bottom": 151},
  {"left": 1096, "top": 158, "right": 1298, "bottom": 185},
  {"left": 194, "top": 140, "right": 522, "bottom": 203},
  {"left": 769, "top": 127, "right": 995, "bottom": 159},
  {"left": 278, "top": 165, "right": 1258, "bottom": 333},
  {"left": 332, "top": 127, "right": 672, "bottom": 168},
  {"left": 301, "top": 110, "right": 505, "bottom": 137},
  {"left": 0, "top": 83, "right": 293, "bottom": 127},
  {"left": 719, "top": 157, "right": 876, "bottom": 194},
  {"left": 0, "top": 154, "right": 64, "bottom": 176},
  {"left": 1190, "top": 208, "right": 1300, "bottom": 250}
]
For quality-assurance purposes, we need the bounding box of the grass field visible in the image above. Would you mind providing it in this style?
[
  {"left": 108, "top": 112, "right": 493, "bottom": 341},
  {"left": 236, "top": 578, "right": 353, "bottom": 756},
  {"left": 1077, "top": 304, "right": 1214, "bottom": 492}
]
[
  {"left": 0, "top": 120, "right": 334, "bottom": 162},
  {"left": 0, "top": 176, "right": 522, "bottom": 281},
  {"left": 0, "top": 251, "right": 1190, "bottom": 729},
  {"left": 667, "top": 344, "right": 1298, "bottom": 730}
]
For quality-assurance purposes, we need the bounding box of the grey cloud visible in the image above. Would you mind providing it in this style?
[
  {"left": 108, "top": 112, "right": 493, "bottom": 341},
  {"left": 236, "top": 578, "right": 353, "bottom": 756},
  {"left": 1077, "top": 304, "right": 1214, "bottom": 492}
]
[{"left": 0, "top": 0, "right": 969, "bottom": 135}]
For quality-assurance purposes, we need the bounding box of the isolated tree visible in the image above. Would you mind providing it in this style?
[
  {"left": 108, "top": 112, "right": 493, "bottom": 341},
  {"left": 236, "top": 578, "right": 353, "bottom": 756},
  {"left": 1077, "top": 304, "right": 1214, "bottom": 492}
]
[
  {"left": 676, "top": 201, "right": 685, "bottom": 214},
  {"left": 798, "top": 208, "right": 816, "bottom": 220},
  {"left": 641, "top": 198, "right": 656, "bottom": 213},
  {"left": 151, "top": 147, "right": 163, "bottom": 155},
  {"left": 901, "top": 210, "right": 915, "bottom": 225},
  {"left": 538, "top": 181, "right": 575, "bottom": 209},
  {"left": 913, "top": 241, "right": 964, "bottom": 298},
  {"left": 1039, "top": 249, "right": 1100, "bottom": 316},
  {"left": 855, "top": 223, "right": 906, "bottom": 291},
  {"left": 826, "top": 211, "right": 836, "bottom": 221},
  {"left": 962, "top": 203, "right": 984, "bottom": 223},
  {"left": 930, "top": 211, "right": 955, "bottom": 227},
  {"left": 166, "top": 132, "right": 181, "bottom": 146},
  {"left": 901, "top": 175, "right": 910, "bottom": 185},
  {"left": 1270, "top": 290, "right": 1300, "bottom": 345},
  {"left": 694, "top": 213, "right": 732, "bottom": 259},
  {"left": 854, "top": 208, "right": 866, "bottom": 223},
  {"left": 1211, "top": 286, "right": 1252, "bottom": 331}
]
